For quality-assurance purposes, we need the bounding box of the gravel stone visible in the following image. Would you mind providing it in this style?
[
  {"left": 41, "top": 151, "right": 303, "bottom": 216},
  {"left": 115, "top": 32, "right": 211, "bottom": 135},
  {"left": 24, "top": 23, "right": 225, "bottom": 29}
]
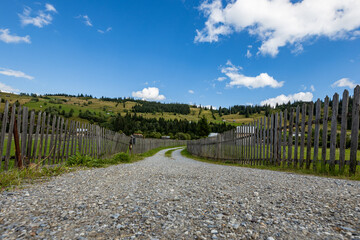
[{"left": 0, "top": 148, "right": 359, "bottom": 239}]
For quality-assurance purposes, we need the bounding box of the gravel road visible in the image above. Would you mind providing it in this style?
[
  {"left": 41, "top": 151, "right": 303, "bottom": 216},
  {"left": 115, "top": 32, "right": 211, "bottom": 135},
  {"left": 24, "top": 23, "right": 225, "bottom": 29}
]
[{"left": 1, "top": 148, "right": 359, "bottom": 240}]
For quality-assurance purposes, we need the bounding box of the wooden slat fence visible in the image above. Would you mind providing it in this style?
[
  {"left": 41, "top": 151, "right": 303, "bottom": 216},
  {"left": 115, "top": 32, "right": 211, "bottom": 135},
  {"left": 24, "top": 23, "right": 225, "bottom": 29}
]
[
  {"left": 187, "top": 86, "right": 360, "bottom": 175},
  {"left": 0, "top": 102, "right": 186, "bottom": 171}
]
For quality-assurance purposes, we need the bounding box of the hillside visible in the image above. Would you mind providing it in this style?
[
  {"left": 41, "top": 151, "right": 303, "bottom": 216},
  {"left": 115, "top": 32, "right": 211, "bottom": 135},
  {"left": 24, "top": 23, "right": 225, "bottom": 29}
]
[{"left": 0, "top": 93, "right": 267, "bottom": 125}]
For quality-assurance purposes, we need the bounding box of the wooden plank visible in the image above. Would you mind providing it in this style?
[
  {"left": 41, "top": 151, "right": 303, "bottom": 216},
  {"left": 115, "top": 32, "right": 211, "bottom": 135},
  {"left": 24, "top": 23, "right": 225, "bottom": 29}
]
[
  {"left": 52, "top": 116, "right": 61, "bottom": 164},
  {"left": 27, "top": 111, "right": 35, "bottom": 164},
  {"left": 287, "top": 109, "right": 294, "bottom": 166},
  {"left": 65, "top": 121, "right": 73, "bottom": 162},
  {"left": 350, "top": 86, "right": 360, "bottom": 174},
  {"left": 313, "top": 99, "right": 321, "bottom": 172},
  {"left": 13, "top": 115, "right": 22, "bottom": 168},
  {"left": 278, "top": 112, "right": 282, "bottom": 165},
  {"left": 274, "top": 113, "right": 278, "bottom": 165},
  {"left": 321, "top": 96, "right": 329, "bottom": 171},
  {"left": 263, "top": 117, "right": 266, "bottom": 165},
  {"left": 267, "top": 115, "right": 270, "bottom": 164},
  {"left": 339, "top": 90, "right": 349, "bottom": 174},
  {"left": 48, "top": 115, "right": 56, "bottom": 164},
  {"left": 21, "top": 108, "right": 29, "bottom": 166},
  {"left": 270, "top": 114, "right": 274, "bottom": 164},
  {"left": 70, "top": 121, "right": 76, "bottom": 156},
  {"left": 61, "top": 119, "right": 68, "bottom": 163},
  {"left": 5, "top": 104, "right": 16, "bottom": 170},
  {"left": 43, "top": 114, "right": 51, "bottom": 165},
  {"left": 57, "top": 118, "right": 64, "bottom": 162},
  {"left": 299, "top": 104, "right": 306, "bottom": 168},
  {"left": 259, "top": 118, "right": 263, "bottom": 162},
  {"left": 283, "top": 109, "right": 287, "bottom": 164},
  {"left": 38, "top": 112, "right": 46, "bottom": 164},
  {"left": 329, "top": 93, "right": 339, "bottom": 173},
  {"left": 32, "top": 111, "right": 42, "bottom": 163},
  {"left": 306, "top": 102, "right": 313, "bottom": 169},
  {"left": 0, "top": 101, "right": 9, "bottom": 169},
  {"left": 294, "top": 105, "right": 300, "bottom": 167}
]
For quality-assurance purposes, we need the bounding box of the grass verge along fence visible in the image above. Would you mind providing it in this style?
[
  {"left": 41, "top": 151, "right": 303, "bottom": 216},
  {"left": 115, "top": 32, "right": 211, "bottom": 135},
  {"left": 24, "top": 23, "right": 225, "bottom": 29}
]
[
  {"left": 0, "top": 102, "right": 186, "bottom": 172},
  {"left": 188, "top": 86, "right": 360, "bottom": 176}
]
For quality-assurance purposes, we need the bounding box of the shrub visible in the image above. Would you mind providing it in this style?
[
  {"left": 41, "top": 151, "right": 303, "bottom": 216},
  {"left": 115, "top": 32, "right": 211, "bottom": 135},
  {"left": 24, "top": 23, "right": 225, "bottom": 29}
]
[{"left": 112, "top": 153, "right": 130, "bottom": 163}]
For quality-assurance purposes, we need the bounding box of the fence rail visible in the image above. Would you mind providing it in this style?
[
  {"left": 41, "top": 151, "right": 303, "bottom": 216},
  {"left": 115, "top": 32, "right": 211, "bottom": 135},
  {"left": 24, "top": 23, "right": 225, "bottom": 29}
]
[
  {"left": 0, "top": 102, "right": 186, "bottom": 172},
  {"left": 188, "top": 86, "right": 360, "bottom": 175}
]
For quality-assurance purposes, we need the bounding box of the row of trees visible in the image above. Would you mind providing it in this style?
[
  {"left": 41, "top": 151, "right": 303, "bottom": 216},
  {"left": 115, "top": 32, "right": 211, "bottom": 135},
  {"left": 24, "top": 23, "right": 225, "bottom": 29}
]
[
  {"left": 132, "top": 102, "right": 190, "bottom": 114},
  {"left": 107, "top": 114, "right": 233, "bottom": 139}
]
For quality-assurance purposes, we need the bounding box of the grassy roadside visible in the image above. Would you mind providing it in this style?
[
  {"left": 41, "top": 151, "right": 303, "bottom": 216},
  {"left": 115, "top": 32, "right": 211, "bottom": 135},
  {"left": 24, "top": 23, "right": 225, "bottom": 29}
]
[
  {"left": 164, "top": 147, "right": 184, "bottom": 158},
  {"left": 181, "top": 148, "right": 360, "bottom": 181},
  {"left": 0, "top": 145, "right": 184, "bottom": 192}
]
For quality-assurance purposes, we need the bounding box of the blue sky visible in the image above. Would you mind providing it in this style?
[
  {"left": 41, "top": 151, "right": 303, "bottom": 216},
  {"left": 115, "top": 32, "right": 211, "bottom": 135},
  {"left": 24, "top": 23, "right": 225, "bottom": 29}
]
[{"left": 1, "top": 0, "right": 360, "bottom": 108}]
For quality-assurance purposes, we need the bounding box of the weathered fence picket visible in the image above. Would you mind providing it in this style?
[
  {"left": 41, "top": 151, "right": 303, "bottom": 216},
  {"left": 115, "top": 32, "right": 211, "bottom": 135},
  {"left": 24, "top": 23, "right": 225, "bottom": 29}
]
[
  {"left": 0, "top": 101, "right": 186, "bottom": 172},
  {"left": 187, "top": 86, "right": 360, "bottom": 176}
]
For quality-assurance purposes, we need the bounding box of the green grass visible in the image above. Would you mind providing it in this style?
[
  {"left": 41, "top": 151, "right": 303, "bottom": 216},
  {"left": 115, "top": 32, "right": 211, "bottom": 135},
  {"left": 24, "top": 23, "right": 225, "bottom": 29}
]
[
  {"left": 181, "top": 148, "right": 360, "bottom": 181},
  {"left": 0, "top": 145, "right": 184, "bottom": 191},
  {"left": 164, "top": 148, "right": 182, "bottom": 158}
]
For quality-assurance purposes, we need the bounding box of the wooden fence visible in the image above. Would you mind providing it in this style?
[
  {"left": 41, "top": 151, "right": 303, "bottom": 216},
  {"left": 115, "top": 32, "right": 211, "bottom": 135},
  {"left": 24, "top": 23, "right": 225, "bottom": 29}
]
[
  {"left": 0, "top": 102, "right": 186, "bottom": 172},
  {"left": 188, "top": 86, "right": 360, "bottom": 175}
]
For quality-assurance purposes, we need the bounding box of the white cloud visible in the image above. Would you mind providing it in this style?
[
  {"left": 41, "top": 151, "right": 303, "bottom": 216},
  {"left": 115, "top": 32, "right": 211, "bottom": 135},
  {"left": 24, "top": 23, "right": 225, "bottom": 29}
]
[
  {"left": 97, "top": 27, "right": 112, "bottom": 34},
  {"left": 0, "top": 82, "right": 20, "bottom": 93},
  {"left": 310, "top": 85, "right": 315, "bottom": 92},
  {"left": 0, "top": 68, "right": 34, "bottom": 80},
  {"left": 195, "top": 0, "right": 360, "bottom": 56},
  {"left": 331, "top": 78, "right": 359, "bottom": 89},
  {"left": 0, "top": 29, "right": 30, "bottom": 44},
  {"left": 260, "top": 92, "right": 313, "bottom": 107},
  {"left": 188, "top": 90, "right": 194, "bottom": 94},
  {"left": 78, "top": 15, "right": 93, "bottom": 27},
  {"left": 45, "top": 3, "right": 57, "bottom": 13},
  {"left": 221, "top": 61, "right": 284, "bottom": 88},
  {"left": 217, "top": 77, "right": 226, "bottom": 81},
  {"left": 19, "top": 4, "right": 56, "bottom": 28},
  {"left": 132, "top": 87, "right": 166, "bottom": 101},
  {"left": 246, "top": 49, "right": 252, "bottom": 58}
]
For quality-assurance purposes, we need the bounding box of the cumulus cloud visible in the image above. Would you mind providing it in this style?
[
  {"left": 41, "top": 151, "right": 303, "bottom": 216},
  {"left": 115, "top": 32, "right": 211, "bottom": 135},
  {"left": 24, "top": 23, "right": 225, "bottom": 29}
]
[
  {"left": 331, "top": 78, "right": 359, "bottom": 89},
  {"left": 221, "top": 61, "right": 284, "bottom": 88},
  {"left": 19, "top": 4, "right": 57, "bottom": 28},
  {"left": 0, "top": 29, "right": 30, "bottom": 44},
  {"left": 0, "top": 82, "right": 20, "bottom": 93},
  {"left": 195, "top": 0, "right": 360, "bottom": 56},
  {"left": 217, "top": 77, "right": 226, "bottom": 81},
  {"left": 310, "top": 85, "right": 315, "bottom": 92},
  {"left": 188, "top": 90, "right": 194, "bottom": 94},
  {"left": 0, "top": 68, "right": 34, "bottom": 80},
  {"left": 77, "top": 15, "right": 93, "bottom": 27},
  {"left": 260, "top": 92, "right": 313, "bottom": 107},
  {"left": 132, "top": 87, "right": 166, "bottom": 101}
]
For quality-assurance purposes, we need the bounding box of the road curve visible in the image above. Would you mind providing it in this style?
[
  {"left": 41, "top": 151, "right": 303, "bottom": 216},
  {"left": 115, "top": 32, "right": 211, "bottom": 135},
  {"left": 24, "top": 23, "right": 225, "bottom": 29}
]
[{"left": 1, "top": 148, "right": 359, "bottom": 239}]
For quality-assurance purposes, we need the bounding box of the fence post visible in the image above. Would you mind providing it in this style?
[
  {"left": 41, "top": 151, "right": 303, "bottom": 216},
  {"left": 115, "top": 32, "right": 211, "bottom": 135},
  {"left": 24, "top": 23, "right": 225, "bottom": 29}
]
[
  {"left": 321, "top": 96, "right": 329, "bottom": 172},
  {"left": 339, "top": 90, "right": 349, "bottom": 174},
  {"left": 300, "top": 104, "right": 306, "bottom": 168},
  {"left": 306, "top": 102, "right": 313, "bottom": 169},
  {"left": 350, "top": 86, "right": 360, "bottom": 175},
  {"left": 313, "top": 99, "right": 321, "bottom": 172},
  {"left": 287, "top": 108, "right": 294, "bottom": 167},
  {"left": 329, "top": 93, "right": 339, "bottom": 173}
]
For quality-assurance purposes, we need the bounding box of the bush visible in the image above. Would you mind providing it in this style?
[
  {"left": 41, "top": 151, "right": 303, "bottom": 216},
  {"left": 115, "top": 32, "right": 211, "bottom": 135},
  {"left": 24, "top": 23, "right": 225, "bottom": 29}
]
[{"left": 111, "top": 153, "right": 130, "bottom": 163}]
